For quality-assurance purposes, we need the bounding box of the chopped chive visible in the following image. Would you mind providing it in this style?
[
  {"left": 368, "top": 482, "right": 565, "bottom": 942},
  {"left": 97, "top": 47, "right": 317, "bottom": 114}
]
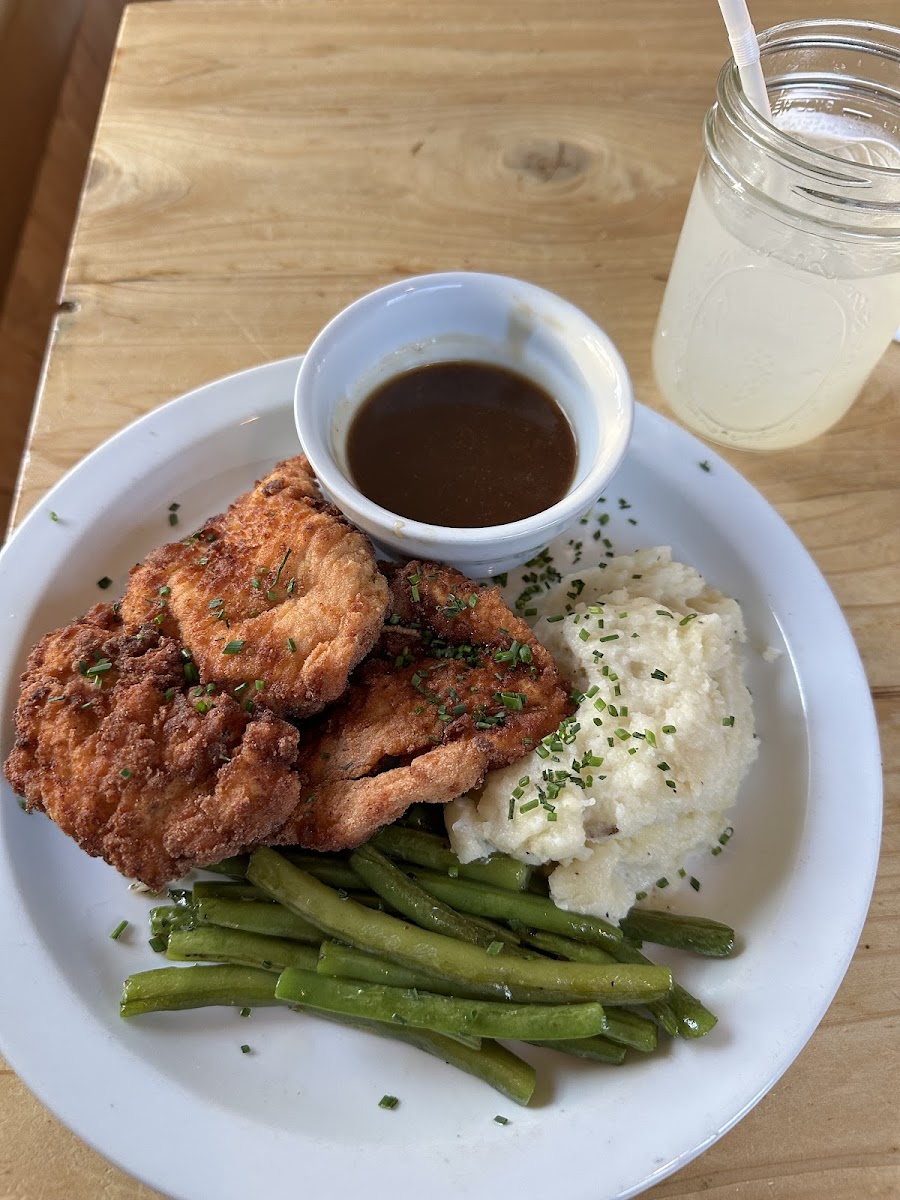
[
  {"left": 546, "top": 614, "right": 564, "bottom": 623},
  {"left": 699, "top": 460, "right": 711, "bottom": 472},
  {"left": 119, "top": 767, "right": 133, "bottom": 780},
  {"left": 690, "top": 876, "right": 701, "bottom": 891},
  {"left": 169, "top": 502, "right": 180, "bottom": 511},
  {"left": 711, "top": 845, "right": 723, "bottom": 856},
  {"left": 254, "top": 680, "right": 265, "bottom": 692},
  {"left": 678, "top": 867, "right": 687, "bottom": 878},
  {"left": 519, "top": 799, "right": 540, "bottom": 813},
  {"left": 493, "top": 1115, "right": 510, "bottom": 1125},
  {"left": 273, "top": 548, "right": 292, "bottom": 587},
  {"left": 97, "top": 576, "right": 113, "bottom": 590},
  {"left": 650, "top": 669, "right": 667, "bottom": 681},
  {"left": 266, "top": 589, "right": 277, "bottom": 603},
  {"left": 656, "top": 609, "right": 673, "bottom": 619},
  {"left": 657, "top": 762, "right": 670, "bottom": 772},
  {"left": 486, "top": 941, "right": 504, "bottom": 956},
  {"left": 240, "top": 1007, "right": 251, "bottom": 1018},
  {"left": 378, "top": 1095, "right": 400, "bottom": 1110},
  {"left": 679, "top": 613, "right": 699, "bottom": 627},
  {"left": 656, "top": 877, "right": 669, "bottom": 888},
  {"left": 287, "top": 637, "right": 296, "bottom": 653},
  {"left": 598, "top": 634, "right": 619, "bottom": 643},
  {"left": 49, "top": 511, "right": 60, "bottom": 522},
  {"left": 240, "top": 1044, "right": 251, "bottom": 1054},
  {"left": 662, "top": 725, "right": 676, "bottom": 735},
  {"left": 578, "top": 628, "right": 590, "bottom": 642},
  {"left": 635, "top": 890, "right": 647, "bottom": 901},
  {"left": 644, "top": 730, "right": 657, "bottom": 748},
  {"left": 719, "top": 826, "right": 734, "bottom": 844},
  {"left": 164, "top": 687, "right": 175, "bottom": 702},
  {"left": 665, "top": 779, "right": 677, "bottom": 791},
  {"left": 722, "top": 715, "right": 735, "bottom": 727},
  {"left": 109, "top": 919, "right": 128, "bottom": 940},
  {"left": 148, "top": 935, "right": 166, "bottom": 953},
  {"left": 168, "top": 512, "right": 179, "bottom": 526},
  {"left": 223, "top": 640, "right": 246, "bottom": 654}
]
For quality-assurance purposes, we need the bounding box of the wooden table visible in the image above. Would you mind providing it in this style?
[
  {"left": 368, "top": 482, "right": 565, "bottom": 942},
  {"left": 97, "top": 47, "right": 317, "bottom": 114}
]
[{"left": 3, "top": 1, "right": 899, "bottom": 1196}]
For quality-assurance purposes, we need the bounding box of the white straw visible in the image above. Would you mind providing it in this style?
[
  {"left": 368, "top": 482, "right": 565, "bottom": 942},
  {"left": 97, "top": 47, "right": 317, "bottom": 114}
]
[{"left": 716, "top": 0, "right": 773, "bottom": 120}]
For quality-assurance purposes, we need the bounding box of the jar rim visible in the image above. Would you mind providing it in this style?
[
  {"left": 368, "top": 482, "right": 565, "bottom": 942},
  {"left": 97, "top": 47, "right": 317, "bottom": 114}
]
[{"left": 717, "top": 18, "right": 900, "bottom": 184}]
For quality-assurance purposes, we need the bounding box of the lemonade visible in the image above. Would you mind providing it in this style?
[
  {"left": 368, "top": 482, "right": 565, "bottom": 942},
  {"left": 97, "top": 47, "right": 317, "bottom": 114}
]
[{"left": 652, "top": 23, "right": 900, "bottom": 451}]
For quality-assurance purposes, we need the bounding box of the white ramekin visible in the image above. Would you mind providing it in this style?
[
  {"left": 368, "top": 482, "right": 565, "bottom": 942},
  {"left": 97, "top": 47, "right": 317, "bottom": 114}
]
[{"left": 294, "top": 272, "right": 634, "bottom": 576}]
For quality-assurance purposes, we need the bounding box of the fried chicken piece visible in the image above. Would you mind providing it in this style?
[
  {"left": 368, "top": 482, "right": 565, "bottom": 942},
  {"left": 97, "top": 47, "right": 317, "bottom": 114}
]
[
  {"left": 270, "top": 561, "right": 571, "bottom": 850},
  {"left": 120, "top": 456, "right": 389, "bottom": 719},
  {"left": 4, "top": 605, "right": 302, "bottom": 889}
]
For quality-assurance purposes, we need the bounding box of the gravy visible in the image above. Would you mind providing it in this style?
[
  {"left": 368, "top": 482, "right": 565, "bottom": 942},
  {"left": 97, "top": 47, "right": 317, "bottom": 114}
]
[{"left": 346, "top": 361, "right": 576, "bottom": 527}]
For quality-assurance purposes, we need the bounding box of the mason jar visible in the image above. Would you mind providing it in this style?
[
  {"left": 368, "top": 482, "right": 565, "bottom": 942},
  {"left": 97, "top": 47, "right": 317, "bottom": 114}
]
[{"left": 652, "top": 19, "right": 900, "bottom": 451}]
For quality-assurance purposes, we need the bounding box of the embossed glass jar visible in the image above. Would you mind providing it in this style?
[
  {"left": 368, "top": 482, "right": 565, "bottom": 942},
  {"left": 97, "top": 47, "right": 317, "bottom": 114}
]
[{"left": 653, "top": 20, "right": 900, "bottom": 450}]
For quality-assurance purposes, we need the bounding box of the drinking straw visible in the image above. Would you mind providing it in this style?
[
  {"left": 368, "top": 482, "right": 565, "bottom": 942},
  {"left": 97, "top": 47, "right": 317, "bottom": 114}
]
[{"left": 716, "top": 0, "right": 773, "bottom": 120}]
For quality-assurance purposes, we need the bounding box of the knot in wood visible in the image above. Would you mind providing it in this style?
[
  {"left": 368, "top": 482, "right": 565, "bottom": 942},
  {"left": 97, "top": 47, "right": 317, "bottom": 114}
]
[{"left": 503, "top": 139, "right": 588, "bottom": 183}]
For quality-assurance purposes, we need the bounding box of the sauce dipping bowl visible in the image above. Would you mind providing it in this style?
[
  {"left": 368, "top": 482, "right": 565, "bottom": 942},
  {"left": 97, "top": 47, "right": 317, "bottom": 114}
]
[{"left": 294, "top": 272, "right": 634, "bottom": 576}]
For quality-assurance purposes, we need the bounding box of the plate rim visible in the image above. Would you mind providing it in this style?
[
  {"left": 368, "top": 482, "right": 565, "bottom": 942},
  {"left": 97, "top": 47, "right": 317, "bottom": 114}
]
[{"left": 0, "top": 356, "right": 882, "bottom": 1200}]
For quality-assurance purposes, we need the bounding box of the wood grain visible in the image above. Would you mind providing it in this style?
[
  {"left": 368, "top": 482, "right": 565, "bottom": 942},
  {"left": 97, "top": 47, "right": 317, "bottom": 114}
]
[{"left": 3, "top": 1, "right": 899, "bottom": 1197}]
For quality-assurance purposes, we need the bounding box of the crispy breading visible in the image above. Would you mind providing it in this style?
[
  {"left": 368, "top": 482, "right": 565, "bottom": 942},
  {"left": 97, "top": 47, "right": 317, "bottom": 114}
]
[
  {"left": 119, "top": 456, "right": 389, "bottom": 719},
  {"left": 270, "top": 561, "right": 571, "bottom": 850},
  {"left": 4, "top": 605, "right": 302, "bottom": 889}
]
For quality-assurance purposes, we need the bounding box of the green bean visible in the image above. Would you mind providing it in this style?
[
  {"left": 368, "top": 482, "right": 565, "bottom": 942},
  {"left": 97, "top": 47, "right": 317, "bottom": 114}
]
[
  {"left": 518, "top": 928, "right": 617, "bottom": 964},
  {"left": 606, "top": 939, "right": 717, "bottom": 1038},
  {"left": 411, "top": 870, "right": 622, "bottom": 950},
  {"left": 317, "top": 941, "right": 590, "bottom": 1005},
  {"left": 166, "top": 927, "right": 319, "bottom": 973},
  {"left": 520, "top": 926, "right": 720, "bottom": 1041},
  {"left": 530, "top": 1037, "right": 626, "bottom": 1064},
  {"left": 193, "top": 881, "right": 273, "bottom": 902},
  {"left": 513, "top": 930, "right": 657, "bottom": 1050},
  {"left": 275, "top": 968, "right": 608, "bottom": 1041},
  {"left": 620, "top": 908, "right": 736, "bottom": 957},
  {"left": 372, "top": 827, "right": 531, "bottom": 891},
  {"left": 247, "top": 849, "right": 671, "bottom": 1004},
  {"left": 149, "top": 904, "right": 197, "bottom": 942},
  {"left": 196, "top": 898, "right": 321, "bottom": 944},
  {"left": 349, "top": 844, "right": 521, "bottom": 949},
  {"left": 300, "top": 1008, "right": 535, "bottom": 1105},
  {"left": 280, "top": 851, "right": 364, "bottom": 892},
  {"left": 121, "top": 965, "right": 279, "bottom": 1017},
  {"left": 598, "top": 1006, "right": 658, "bottom": 1053},
  {"left": 201, "top": 856, "right": 249, "bottom": 878},
  {"left": 204, "top": 851, "right": 363, "bottom": 892},
  {"left": 397, "top": 802, "right": 447, "bottom": 836}
]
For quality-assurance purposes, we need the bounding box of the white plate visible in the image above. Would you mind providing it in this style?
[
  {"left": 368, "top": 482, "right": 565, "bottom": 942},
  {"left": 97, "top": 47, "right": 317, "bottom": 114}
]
[{"left": 0, "top": 357, "right": 881, "bottom": 1200}]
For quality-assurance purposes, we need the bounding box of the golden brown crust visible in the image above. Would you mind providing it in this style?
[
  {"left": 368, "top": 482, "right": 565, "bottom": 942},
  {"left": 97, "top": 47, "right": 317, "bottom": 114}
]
[
  {"left": 271, "top": 561, "right": 571, "bottom": 851},
  {"left": 119, "top": 456, "right": 389, "bottom": 719},
  {"left": 4, "top": 605, "right": 302, "bottom": 889}
]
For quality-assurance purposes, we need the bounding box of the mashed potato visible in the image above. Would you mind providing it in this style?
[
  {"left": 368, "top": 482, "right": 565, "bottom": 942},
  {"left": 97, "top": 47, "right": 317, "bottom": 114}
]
[{"left": 446, "top": 548, "right": 757, "bottom": 922}]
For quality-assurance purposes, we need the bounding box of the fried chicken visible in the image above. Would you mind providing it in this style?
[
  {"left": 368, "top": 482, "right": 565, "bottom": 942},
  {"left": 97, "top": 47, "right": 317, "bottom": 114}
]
[
  {"left": 120, "top": 457, "right": 389, "bottom": 719},
  {"left": 270, "top": 561, "right": 571, "bottom": 851},
  {"left": 4, "top": 605, "right": 302, "bottom": 889}
]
